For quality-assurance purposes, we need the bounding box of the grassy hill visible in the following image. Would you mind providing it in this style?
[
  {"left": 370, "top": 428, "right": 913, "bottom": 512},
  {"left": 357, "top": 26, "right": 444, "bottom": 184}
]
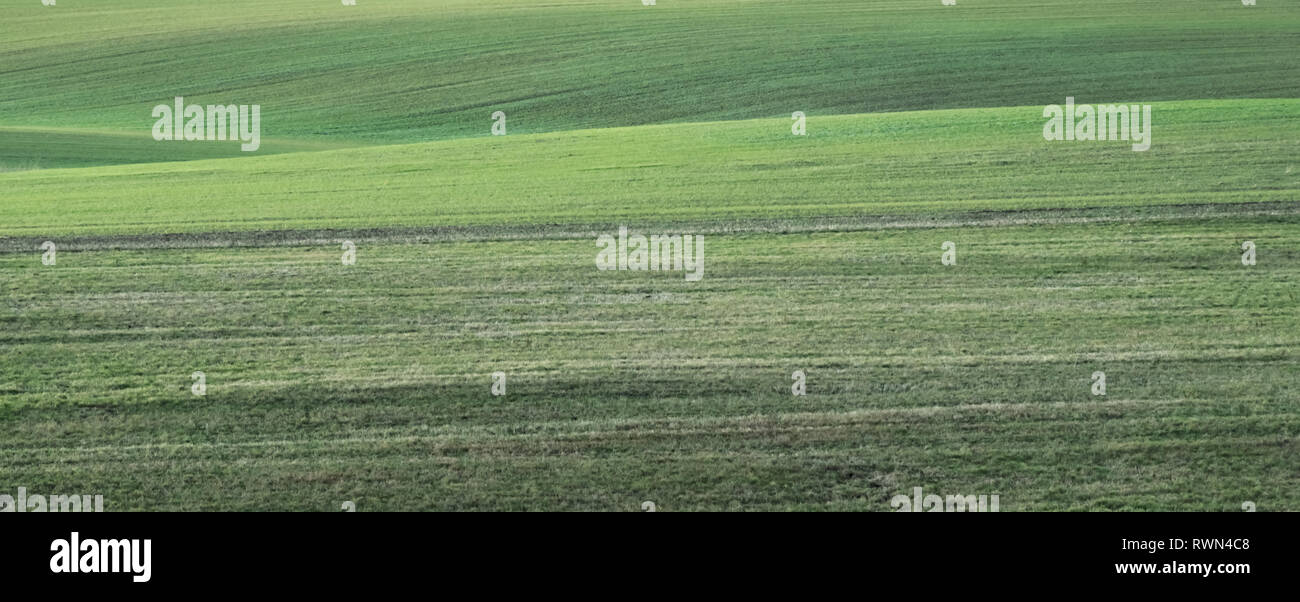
[
  {"left": 2, "top": 0, "right": 1298, "bottom": 161},
  {"left": 0, "top": 0, "right": 1297, "bottom": 511},
  {"left": 2, "top": 99, "right": 1296, "bottom": 239}
]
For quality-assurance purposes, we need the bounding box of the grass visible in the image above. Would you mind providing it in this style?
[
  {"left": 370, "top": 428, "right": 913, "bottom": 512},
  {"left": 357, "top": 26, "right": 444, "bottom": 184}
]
[
  {"left": 0, "top": 127, "right": 362, "bottom": 171},
  {"left": 2, "top": 99, "right": 1296, "bottom": 238},
  {"left": 2, "top": 0, "right": 1298, "bottom": 159},
  {"left": 0, "top": 0, "right": 1297, "bottom": 511},
  {"left": 2, "top": 216, "right": 1297, "bottom": 510}
]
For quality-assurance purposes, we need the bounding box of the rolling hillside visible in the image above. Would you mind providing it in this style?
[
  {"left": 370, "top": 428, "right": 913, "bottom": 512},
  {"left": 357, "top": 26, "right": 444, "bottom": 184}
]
[
  {"left": 2, "top": 0, "right": 1298, "bottom": 161},
  {"left": 0, "top": 0, "right": 1296, "bottom": 511}
]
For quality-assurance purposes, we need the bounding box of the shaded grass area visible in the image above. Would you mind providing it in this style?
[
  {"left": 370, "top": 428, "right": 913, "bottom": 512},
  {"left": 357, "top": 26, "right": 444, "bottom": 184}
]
[{"left": 0, "top": 127, "right": 367, "bottom": 171}]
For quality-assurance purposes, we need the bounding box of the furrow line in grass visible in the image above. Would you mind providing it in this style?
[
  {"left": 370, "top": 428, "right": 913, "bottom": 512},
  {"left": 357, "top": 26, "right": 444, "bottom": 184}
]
[
  {"left": 0, "top": 396, "right": 1273, "bottom": 455},
  {"left": 7, "top": 433, "right": 1291, "bottom": 471},
  {"left": 2, "top": 201, "right": 1297, "bottom": 253}
]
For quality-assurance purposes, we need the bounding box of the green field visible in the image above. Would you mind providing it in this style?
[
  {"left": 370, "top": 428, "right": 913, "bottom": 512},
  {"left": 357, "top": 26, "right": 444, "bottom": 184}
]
[{"left": 1, "top": 0, "right": 1297, "bottom": 511}]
